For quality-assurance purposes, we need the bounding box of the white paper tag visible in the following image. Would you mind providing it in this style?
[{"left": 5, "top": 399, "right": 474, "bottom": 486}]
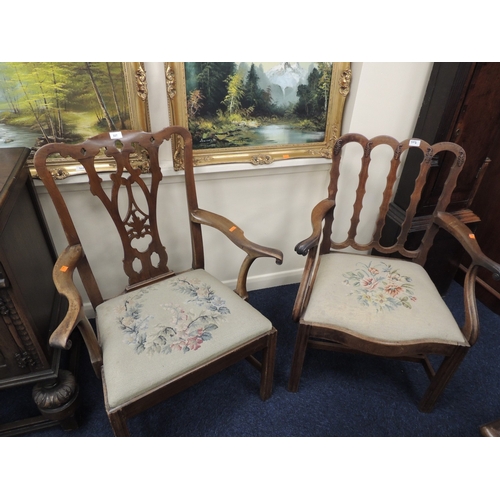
[
  {"left": 409, "top": 139, "right": 421, "bottom": 147},
  {"left": 110, "top": 131, "right": 123, "bottom": 139}
]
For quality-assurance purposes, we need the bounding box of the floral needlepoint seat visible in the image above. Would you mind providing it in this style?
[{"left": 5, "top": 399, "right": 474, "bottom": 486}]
[
  {"left": 288, "top": 133, "right": 500, "bottom": 412},
  {"left": 302, "top": 253, "right": 467, "bottom": 346},
  {"left": 97, "top": 269, "right": 272, "bottom": 410}
]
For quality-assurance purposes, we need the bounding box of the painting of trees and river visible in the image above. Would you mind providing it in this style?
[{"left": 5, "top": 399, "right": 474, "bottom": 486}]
[
  {"left": 184, "top": 62, "right": 333, "bottom": 150},
  {"left": 0, "top": 62, "right": 132, "bottom": 149}
]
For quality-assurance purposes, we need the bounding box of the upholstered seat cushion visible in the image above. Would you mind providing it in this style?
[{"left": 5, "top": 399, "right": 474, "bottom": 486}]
[
  {"left": 96, "top": 269, "right": 272, "bottom": 410},
  {"left": 302, "top": 253, "right": 468, "bottom": 346}
]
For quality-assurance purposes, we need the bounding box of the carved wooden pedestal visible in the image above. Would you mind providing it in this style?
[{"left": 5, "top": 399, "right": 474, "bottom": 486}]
[{"left": 0, "top": 147, "right": 78, "bottom": 435}]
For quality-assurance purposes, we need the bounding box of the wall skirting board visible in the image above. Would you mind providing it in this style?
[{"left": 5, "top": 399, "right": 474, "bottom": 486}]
[{"left": 224, "top": 267, "right": 303, "bottom": 294}]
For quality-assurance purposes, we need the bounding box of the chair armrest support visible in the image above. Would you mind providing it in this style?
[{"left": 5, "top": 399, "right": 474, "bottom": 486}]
[
  {"left": 51, "top": 245, "right": 85, "bottom": 350},
  {"left": 295, "top": 199, "right": 336, "bottom": 255},
  {"left": 434, "top": 211, "right": 500, "bottom": 346},
  {"left": 191, "top": 208, "right": 283, "bottom": 300},
  {"left": 292, "top": 199, "right": 335, "bottom": 320},
  {"left": 435, "top": 211, "right": 500, "bottom": 279},
  {"left": 51, "top": 244, "right": 104, "bottom": 376}
]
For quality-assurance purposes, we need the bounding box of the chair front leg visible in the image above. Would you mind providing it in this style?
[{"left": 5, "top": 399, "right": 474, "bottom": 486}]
[
  {"left": 288, "top": 323, "right": 311, "bottom": 392},
  {"left": 108, "top": 408, "right": 131, "bottom": 437},
  {"left": 259, "top": 329, "right": 278, "bottom": 401},
  {"left": 418, "top": 346, "right": 468, "bottom": 413}
]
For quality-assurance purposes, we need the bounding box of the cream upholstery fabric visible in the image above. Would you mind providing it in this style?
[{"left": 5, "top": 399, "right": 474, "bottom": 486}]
[
  {"left": 302, "top": 253, "right": 468, "bottom": 346},
  {"left": 96, "top": 269, "right": 272, "bottom": 409}
]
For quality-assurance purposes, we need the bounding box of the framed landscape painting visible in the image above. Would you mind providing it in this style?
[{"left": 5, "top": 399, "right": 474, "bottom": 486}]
[
  {"left": 165, "top": 62, "right": 351, "bottom": 169},
  {"left": 0, "top": 62, "right": 149, "bottom": 177}
]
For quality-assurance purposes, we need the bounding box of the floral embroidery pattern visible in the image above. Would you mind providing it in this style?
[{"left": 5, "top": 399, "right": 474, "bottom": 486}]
[
  {"left": 342, "top": 261, "right": 416, "bottom": 312},
  {"left": 116, "top": 277, "right": 230, "bottom": 355}
]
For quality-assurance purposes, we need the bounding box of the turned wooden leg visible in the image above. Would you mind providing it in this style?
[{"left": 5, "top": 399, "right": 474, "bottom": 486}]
[
  {"left": 419, "top": 347, "right": 468, "bottom": 413},
  {"left": 259, "top": 329, "right": 277, "bottom": 401},
  {"left": 288, "top": 324, "right": 310, "bottom": 392}
]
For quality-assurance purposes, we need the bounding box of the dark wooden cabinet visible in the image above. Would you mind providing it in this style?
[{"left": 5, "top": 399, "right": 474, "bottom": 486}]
[
  {"left": 382, "top": 62, "right": 500, "bottom": 295},
  {"left": 452, "top": 64, "right": 500, "bottom": 313},
  {"left": 0, "top": 147, "right": 78, "bottom": 435}
]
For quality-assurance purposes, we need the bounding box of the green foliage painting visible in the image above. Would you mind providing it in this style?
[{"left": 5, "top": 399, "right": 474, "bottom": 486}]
[
  {"left": 184, "top": 62, "right": 333, "bottom": 150},
  {"left": 0, "top": 62, "right": 131, "bottom": 148}
]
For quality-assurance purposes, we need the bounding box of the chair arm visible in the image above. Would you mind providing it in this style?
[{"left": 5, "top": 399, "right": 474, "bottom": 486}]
[
  {"left": 191, "top": 208, "right": 283, "bottom": 300},
  {"left": 435, "top": 212, "right": 500, "bottom": 279},
  {"left": 295, "top": 199, "right": 336, "bottom": 255},
  {"left": 51, "top": 244, "right": 104, "bottom": 377},
  {"left": 50, "top": 244, "right": 85, "bottom": 350},
  {"left": 191, "top": 208, "right": 283, "bottom": 264}
]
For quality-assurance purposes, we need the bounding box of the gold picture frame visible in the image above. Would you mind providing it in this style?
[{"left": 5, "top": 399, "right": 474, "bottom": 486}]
[
  {"left": 165, "top": 62, "right": 351, "bottom": 170},
  {"left": 0, "top": 62, "right": 149, "bottom": 179}
]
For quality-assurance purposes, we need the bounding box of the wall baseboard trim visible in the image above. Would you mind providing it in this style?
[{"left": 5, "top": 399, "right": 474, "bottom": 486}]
[
  {"left": 82, "top": 268, "right": 304, "bottom": 319},
  {"left": 224, "top": 268, "right": 303, "bottom": 292}
]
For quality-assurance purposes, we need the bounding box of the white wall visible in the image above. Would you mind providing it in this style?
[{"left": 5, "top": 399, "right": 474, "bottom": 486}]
[{"left": 35, "top": 62, "right": 433, "bottom": 314}]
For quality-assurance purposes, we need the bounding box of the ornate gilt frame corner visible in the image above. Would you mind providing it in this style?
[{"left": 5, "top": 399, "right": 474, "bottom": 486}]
[{"left": 165, "top": 62, "right": 351, "bottom": 171}]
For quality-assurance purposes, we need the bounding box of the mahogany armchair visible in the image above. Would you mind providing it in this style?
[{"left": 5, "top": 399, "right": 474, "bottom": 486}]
[
  {"left": 34, "top": 126, "right": 283, "bottom": 436},
  {"left": 288, "top": 133, "right": 500, "bottom": 412}
]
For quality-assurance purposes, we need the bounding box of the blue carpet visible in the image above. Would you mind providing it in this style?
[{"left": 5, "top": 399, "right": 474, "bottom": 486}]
[{"left": 2, "top": 280, "right": 500, "bottom": 437}]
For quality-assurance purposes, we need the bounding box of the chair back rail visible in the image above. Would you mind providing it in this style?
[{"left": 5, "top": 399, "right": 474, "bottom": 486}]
[{"left": 324, "top": 133, "right": 466, "bottom": 262}]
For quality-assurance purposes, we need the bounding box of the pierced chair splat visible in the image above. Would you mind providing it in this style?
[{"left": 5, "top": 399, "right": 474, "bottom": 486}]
[
  {"left": 288, "top": 133, "right": 500, "bottom": 412},
  {"left": 34, "top": 126, "right": 283, "bottom": 436}
]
